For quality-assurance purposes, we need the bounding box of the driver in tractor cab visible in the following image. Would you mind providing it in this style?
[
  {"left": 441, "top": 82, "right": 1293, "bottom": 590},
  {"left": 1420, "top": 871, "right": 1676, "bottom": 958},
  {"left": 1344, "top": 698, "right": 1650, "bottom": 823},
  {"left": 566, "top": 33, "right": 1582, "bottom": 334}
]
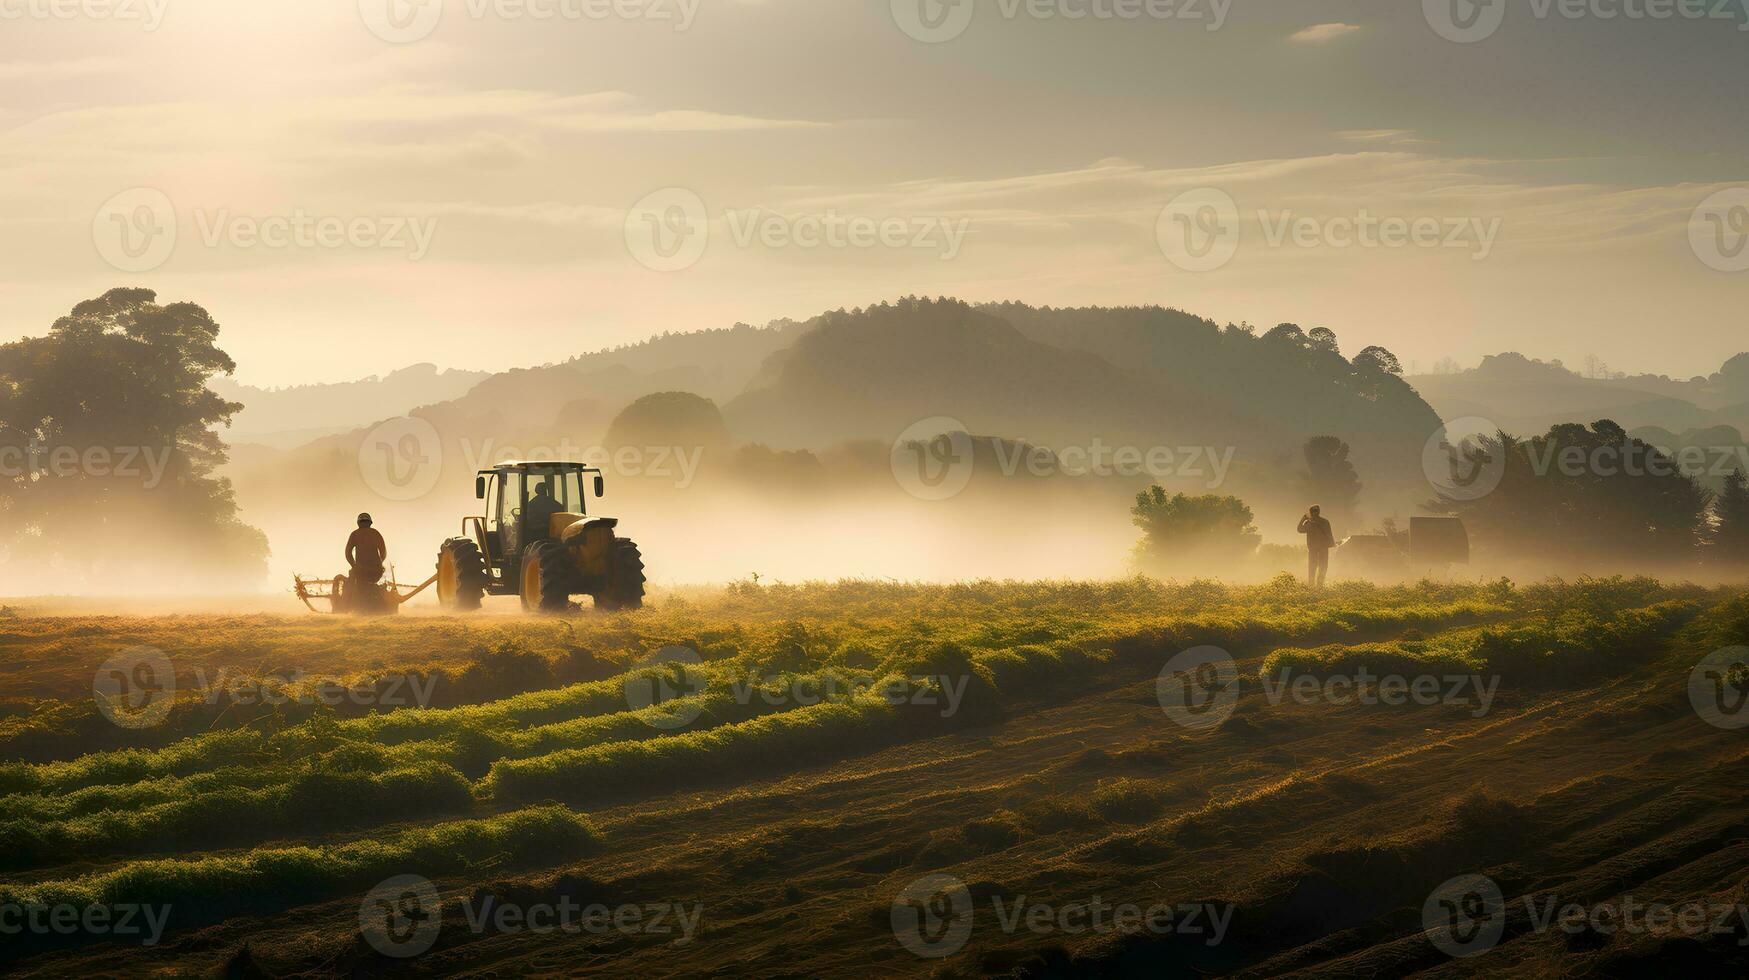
[
  {"left": 523, "top": 481, "right": 565, "bottom": 544},
  {"left": 346, "top": 512, "right": 388, "bottom": 585}
]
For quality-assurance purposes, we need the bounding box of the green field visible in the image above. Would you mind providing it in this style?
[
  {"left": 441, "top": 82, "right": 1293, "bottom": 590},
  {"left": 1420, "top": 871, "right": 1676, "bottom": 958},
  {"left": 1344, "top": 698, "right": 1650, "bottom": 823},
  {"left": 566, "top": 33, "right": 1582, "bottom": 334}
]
[{"left": 2, "top": 576, "right": 1747, "bottom": 975}]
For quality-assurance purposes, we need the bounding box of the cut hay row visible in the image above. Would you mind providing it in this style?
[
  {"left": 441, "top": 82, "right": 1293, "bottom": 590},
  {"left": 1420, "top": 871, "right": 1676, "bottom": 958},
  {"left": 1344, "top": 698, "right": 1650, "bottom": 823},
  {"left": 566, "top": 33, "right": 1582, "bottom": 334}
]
[
  {"left": 483, "top": 597, "right": 1710, "bottom": 809},
  {"left": 1260, "top": 600, "right": 1700, "bottom": 685},
  {"left": 0, "top": 805, "right": 598, "bottom": 930},
  {"left": 485, "top": 693, "right": 924, "bottom": 805},
  {"left": 1, "top": 763, "right": 474, "bottom": 871},
  {"left": 0, "top": 593, "right": 1548, "bottom": 802}
]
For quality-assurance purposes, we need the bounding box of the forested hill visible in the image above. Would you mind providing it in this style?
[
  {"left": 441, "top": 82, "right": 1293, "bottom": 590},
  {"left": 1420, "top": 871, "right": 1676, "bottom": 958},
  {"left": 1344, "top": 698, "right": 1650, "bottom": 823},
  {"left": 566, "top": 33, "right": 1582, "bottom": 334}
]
[
  {"left": 725, "top": 299, "right": 1439, "bottom": 491},
  {"left": 252, "top": 298, "right": 1444, "bottom": 505}
]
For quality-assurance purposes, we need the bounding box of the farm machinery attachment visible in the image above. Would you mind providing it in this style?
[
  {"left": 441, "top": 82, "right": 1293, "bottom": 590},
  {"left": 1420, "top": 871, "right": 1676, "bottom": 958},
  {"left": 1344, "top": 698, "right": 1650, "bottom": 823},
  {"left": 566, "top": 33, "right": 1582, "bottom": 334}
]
[{"left": 293, "top": 569, "right": 437, "bottom": 615}]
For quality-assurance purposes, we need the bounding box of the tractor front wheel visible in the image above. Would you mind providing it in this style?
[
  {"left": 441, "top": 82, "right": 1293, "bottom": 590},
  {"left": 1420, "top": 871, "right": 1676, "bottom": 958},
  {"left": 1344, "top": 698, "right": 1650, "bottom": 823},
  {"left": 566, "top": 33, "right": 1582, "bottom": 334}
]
[
  {"left": 436, "top": 538, "right": 487, "bottom": 612},
  {"left": 520, "top": 541, "right": 574, "bottom": 613},
  {"left": 597, "top": 539, "right": 646, "bottom": 611}
]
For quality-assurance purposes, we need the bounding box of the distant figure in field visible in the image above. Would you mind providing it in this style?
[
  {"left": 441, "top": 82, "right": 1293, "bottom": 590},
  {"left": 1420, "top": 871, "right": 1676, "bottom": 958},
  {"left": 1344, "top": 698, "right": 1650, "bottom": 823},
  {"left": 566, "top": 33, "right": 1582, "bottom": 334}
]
[
  {"left": 346, "top": 512, "right": 388, "bottom": 585},
  {"left": 1298, "top": 505, "right": 1335, "bottom": 587},
  {"left": 524, "top": 481, "right": 566, "bottom": 542}
]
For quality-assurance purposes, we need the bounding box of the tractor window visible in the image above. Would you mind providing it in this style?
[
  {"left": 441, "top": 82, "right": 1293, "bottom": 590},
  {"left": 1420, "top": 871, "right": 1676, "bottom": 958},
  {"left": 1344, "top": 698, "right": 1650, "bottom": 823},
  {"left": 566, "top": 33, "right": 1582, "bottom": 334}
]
[
  {"left": 525, "top": 468, "right": 586, "bottom": 515},
  {"left": 498, "top": 470, "right": 525, "bottom": 558}
]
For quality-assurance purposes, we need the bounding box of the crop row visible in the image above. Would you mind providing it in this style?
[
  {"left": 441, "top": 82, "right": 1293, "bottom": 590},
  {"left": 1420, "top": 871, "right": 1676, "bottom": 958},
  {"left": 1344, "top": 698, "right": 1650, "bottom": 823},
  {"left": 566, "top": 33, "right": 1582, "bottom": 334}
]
[
  {"left": 0, "top": 585, "right": 1700, "bottom": 880},
  {"left": 0, "top": 804, "right": 598, "bottom": 957},
  {"left": 1, "top": 592, "right": 1521, "bottom": 802},
  {"left": 1260, "top": 600, "right": 1700, "bottom": 684}
]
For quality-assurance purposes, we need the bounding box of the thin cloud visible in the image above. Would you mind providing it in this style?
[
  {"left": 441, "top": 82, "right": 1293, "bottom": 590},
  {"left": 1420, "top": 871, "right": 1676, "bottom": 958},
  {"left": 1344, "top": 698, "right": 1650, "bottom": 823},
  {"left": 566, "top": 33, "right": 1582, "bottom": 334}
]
[
  {"left": 1290, "top": 23, "right": 1362, "bottom": 44},
  {"left": 1337, "top": 129, "right": 1435, "bottom": 146}
]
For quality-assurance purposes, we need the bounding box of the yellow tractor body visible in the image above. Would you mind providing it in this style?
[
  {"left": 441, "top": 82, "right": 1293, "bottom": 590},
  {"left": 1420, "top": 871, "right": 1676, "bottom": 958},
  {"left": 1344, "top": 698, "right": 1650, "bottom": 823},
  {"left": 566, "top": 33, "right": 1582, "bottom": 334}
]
[{"left": 434, "top": 462, "right": 646, "bottom": 613}]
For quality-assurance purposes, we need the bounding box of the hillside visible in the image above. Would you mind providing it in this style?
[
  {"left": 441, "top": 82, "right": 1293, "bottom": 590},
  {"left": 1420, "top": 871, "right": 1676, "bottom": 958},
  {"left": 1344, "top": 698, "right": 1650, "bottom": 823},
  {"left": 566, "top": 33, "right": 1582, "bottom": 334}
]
[
  {"left": 1409, "top": 352, "right": 1749, "bottom": 437},
  {"left": 724, "top": 300, "right": 1195, "bottom": 449},
  {"left": 213, "top": 364, "right": 491, "bottom": 447},
  {"left": 408, "top": 320, "right": 813, "bottom": 446},
  {"left": 220, "top": 299, "right": 1452, "bottom": 586},
  {"left": 726, "top": 300, "right": 1440, "bottom": 500}
]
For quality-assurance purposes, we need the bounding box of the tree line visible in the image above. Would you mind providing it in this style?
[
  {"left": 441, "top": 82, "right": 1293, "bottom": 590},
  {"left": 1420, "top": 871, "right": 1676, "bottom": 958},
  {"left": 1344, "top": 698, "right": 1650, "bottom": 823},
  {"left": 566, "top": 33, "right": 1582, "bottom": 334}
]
[{"left": 1133, "top": 425, "right": 1749, "bottom": 574}]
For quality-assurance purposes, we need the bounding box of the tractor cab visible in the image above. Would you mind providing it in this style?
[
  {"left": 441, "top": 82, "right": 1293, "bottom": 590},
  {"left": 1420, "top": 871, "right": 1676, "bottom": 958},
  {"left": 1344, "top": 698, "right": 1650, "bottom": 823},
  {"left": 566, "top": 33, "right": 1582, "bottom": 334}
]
[
  {"left": 435, "top": 462, "right": 645, "bottom": 612},
  {"left": 476, "top": 462, "right": 603, "bottom": 568}
]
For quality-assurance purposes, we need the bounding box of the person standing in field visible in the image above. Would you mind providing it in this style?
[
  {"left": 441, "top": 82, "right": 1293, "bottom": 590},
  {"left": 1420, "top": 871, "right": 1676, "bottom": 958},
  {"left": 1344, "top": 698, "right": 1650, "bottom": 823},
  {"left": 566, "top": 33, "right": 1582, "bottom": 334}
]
[
  {"left": 1298, "top": 505, "right": 1335, "bottom": 587},
  {"left": 346, "top": 512, "right": 388, "bottom": 585}
]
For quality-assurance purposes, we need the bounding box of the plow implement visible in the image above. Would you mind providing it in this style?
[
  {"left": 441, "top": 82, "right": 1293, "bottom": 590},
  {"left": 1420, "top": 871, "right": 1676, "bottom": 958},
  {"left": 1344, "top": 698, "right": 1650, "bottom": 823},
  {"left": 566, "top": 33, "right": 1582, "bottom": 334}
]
[{"left": 293, "top": 570, "right": 438, "bottom": 615}]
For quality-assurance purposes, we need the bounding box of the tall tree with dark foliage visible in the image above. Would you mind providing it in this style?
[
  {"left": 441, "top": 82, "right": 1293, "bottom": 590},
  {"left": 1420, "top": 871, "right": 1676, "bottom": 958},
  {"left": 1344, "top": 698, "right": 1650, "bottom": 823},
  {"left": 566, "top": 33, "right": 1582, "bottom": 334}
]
[{"left": 0, "top": 289, "right": 267, "bottom": 586}]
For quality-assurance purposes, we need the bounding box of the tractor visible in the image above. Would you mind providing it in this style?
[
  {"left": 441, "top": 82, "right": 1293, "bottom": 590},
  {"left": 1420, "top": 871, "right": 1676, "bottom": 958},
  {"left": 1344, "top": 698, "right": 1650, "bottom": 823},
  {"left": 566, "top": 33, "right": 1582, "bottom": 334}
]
[{"left": 434, "top": 462, "right": 646, "bottom": 613}]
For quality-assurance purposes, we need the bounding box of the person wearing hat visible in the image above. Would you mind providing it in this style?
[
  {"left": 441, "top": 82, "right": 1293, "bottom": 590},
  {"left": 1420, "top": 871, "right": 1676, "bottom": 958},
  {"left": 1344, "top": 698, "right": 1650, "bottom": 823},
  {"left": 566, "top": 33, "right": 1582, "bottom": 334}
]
[{"left": 346, "top": 512, "right": 388, "bottom": 586}]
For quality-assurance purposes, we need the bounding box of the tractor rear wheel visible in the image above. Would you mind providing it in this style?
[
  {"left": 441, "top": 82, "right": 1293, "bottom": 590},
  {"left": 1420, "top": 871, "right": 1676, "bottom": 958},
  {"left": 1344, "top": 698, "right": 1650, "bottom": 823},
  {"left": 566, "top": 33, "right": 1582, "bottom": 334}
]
[
  {"left": 436, "top": 538, "right": 487, "bottom": 612},
  {"left": 520, "top": 541, "right": 574, "bottom": 613},
  {"left": 597, "top": 539, "right": 646, "bottom": 611}
]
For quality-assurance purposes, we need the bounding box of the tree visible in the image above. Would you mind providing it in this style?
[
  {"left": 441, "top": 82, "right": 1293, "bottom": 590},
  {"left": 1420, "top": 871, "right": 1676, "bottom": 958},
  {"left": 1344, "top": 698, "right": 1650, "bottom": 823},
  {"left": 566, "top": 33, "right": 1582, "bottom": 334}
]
[
  {"left": 1353, "top": 346, "right": 1403, "bottom": 376},
  {"left": 1431, "top": 420, "right": 1713, "bottom": 569},
  {"left": 1262, "top": 323, "right": 1310, "bottom": 350},
  {"left": 1301, "top": 436, "right": 1362, "bottom": 528},
  {"left": 1307, "top": 327, "right": 1340, "bottom": 355},
  {"left": 0, "top": 288, "right": 267, "bottom": 586},
  {"left": 1714, "top": 467, "right": 1749, "bottom": 564},
  {"left": 1130, "top": 487, "right": 1261, "bottom": 572},
  {"left": 604, "top": 391, "right": 731, "bottom": 454}
]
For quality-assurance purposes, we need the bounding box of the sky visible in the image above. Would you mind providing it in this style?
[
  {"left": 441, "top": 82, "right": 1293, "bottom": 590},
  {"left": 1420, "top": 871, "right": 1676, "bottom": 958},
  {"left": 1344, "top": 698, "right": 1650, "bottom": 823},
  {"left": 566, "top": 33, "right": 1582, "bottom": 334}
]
[{"left": 0, "top": 0, "right": 1745, "bottom": 385}]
